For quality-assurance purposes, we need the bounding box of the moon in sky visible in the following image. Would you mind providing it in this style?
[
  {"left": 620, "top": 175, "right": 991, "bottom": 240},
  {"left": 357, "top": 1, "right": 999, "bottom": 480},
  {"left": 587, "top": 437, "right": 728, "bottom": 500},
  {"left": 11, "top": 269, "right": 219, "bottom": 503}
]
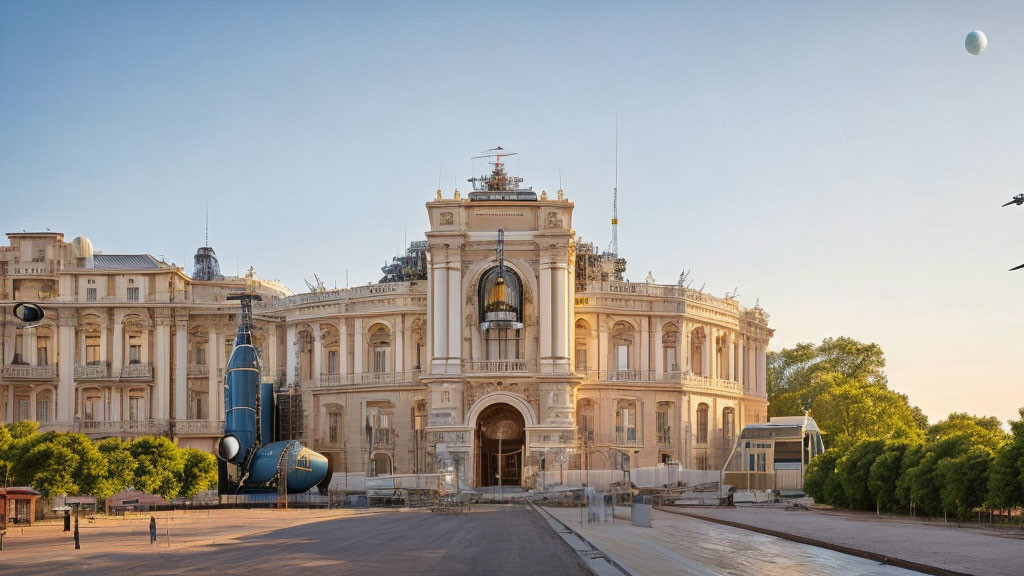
[{"left": 966, "top": 30, "right": 987, "bottom": 55}]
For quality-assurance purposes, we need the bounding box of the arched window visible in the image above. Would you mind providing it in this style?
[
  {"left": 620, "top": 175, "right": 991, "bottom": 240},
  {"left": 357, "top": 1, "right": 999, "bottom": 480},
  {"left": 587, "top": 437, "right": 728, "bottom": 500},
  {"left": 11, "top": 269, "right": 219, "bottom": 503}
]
[
  {"left": 662, "top": 324, "right": 679, "bottom": 373},
  {"left": 615, "top": 399, "right": 638, "bottom": 445},
  {"left": 479, "top": 266, "right": 523, "bottom": 361},
  {"left": 690, "top": 326, "right": 705, "bottom": 376},
  {"left": 611, "top": 322, "right": 635, "bottom": 375},
  {"left": 368, "top": 324, "right": 392, "bottom": 373},
  {"left": 722, "top": 407, "right": 735, "bottom": 441},
  {"left": 697, "top": 403, "right": 709, "bottom": 444},
  {"left": 575, "top": 319, "right": 591, "bottom": 371},
  {"left": 656, "top": 401, "right": 673, "bottom": 445}
]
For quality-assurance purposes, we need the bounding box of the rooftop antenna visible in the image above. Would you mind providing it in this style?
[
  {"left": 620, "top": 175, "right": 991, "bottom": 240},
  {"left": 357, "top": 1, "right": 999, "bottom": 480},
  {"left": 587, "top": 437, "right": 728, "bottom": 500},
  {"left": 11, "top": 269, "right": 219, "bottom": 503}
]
[{"left": 609, "top": 117, "right": 620, "bottom": 256}]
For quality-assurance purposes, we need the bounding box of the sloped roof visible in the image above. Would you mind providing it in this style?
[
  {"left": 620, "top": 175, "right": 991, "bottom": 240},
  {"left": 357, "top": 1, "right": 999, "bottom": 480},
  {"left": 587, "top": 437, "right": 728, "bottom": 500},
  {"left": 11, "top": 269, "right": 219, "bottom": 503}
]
[{"left": 92, "top": 254, "right": 168, "bottom": 270}]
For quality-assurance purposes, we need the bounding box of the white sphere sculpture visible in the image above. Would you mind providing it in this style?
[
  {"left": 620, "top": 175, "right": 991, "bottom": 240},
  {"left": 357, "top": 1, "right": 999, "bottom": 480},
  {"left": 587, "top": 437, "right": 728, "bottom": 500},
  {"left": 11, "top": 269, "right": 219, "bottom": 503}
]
[{"left": 966, "top": 30, "right": 987, "bottom": 55}]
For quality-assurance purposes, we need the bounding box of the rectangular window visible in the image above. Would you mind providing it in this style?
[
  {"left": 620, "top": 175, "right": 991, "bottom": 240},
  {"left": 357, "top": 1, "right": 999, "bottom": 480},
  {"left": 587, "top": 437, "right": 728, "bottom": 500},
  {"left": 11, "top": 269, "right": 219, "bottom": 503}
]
[
  {"left": 127, "top": 287, "right": 139, "bottom": 302},
  {"left": 37, "top": 338, "right": 49, "bottom": 365},
  {"left": 749, "top": 453, "right": 755, "bottom": 471},
  {"left": 329, "top": 412, "right": 339, "bottom": 443},
  {"left": 656, "top": 410, "right": 670, "bottom": 444},
  {"left": 415, "top": 343, "right": 423, "bottom": 370},
  {"left": 373, "top": 348, "right": 387, "bottom": 373},
  {"left": 328, "top": 351, "right": 339, "bottom": 374},
  {"left": 86, "top": 287, "right": 97, "bottom": 302},
  {"left": 195, "top": 345, "right": 206, "bottom": 365},
  {"left": 17, "top": 399, "right": 30, "bottom": 421},
  {"left": 129, "top": 397, "right": 140, "bottom": 421},
  {"left": 756, "top": 453, "right": 767, "bottom": 472},
  {"left": 616, "top": 345, "right": 628, "bottom": 370},
  {"left": 129, "top": 334, "right": 141, "bottom": 364},
  {"left": 36, "top": 400, "right": 49, "bottom": 422},
  {"left": 575, "top": 348, "right": 588, "bottom": 371},
  {"left": 665, "top": 347, "right": 677, "bottom": 371},
  {"left": 86, "top": 335, "right": 101, "bottom": 365}
]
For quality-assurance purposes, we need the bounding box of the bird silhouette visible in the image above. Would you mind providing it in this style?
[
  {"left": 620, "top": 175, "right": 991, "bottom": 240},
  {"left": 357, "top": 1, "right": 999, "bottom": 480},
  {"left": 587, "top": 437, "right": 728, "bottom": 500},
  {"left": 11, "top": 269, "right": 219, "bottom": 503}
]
[{"left": 1001, "top": 194, "right": 1024, "bottom": 207}]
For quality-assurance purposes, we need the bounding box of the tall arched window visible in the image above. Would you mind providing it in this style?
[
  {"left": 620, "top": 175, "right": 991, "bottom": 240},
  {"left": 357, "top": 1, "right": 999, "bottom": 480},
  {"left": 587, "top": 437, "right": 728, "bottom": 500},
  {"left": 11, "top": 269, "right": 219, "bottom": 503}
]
[
  {"left": 616, "top": 399, "right": 638, "bottom": 444},
  {"left": 367, "top": 324, "right": 392, "bottom": 373},
  {"left": 697, "top": 402, "right": 709, "bottom": 444},
  {"left": 478, "top": 266, "right": 523, "bottom": 360},
  {"left": 722, "top": 406, "right": 735, "bottom": 441}
]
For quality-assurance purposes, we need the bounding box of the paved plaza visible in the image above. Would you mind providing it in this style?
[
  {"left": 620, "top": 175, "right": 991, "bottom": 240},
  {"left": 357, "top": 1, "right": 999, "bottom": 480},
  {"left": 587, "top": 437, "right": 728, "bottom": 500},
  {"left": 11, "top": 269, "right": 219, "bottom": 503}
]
[{"left": 0, "top": 506, "right": 591, "bottom": 576}]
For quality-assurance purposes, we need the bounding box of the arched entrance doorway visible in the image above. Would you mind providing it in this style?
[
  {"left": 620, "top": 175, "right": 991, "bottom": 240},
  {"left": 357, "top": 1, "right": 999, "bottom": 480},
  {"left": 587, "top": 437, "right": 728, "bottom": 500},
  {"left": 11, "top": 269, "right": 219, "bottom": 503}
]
[
  {"left": 370, "top": 452, "right": 392, "bottom": 476},
  {"left": 475, "top": 403, "right": 526, "bottom": 487}
]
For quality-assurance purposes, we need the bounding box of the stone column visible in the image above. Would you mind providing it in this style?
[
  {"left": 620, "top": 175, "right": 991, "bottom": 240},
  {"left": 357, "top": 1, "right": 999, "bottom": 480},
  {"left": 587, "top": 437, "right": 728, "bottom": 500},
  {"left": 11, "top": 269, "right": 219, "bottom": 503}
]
[
  {"left": 154, "top": 319, "right": 171, "bottom": 421},
  {"left": 639, "top": 316, "right": 650, "bottom": 377},
  {"left": 29, "top": 388, "right": 37, "bottom": 420},
  {"left": 738, "top": 337, "right": 746, "bottom": 391},
  {"left": 112, "top": 313, "right": 123, "bottom": 376},
  {"left": 757, "top": 344, "right": 767, "bottom": 395},
  {"left": 353, "top": 318, "right": 364, "bottom": 374},
  {"left": 58, "top": 315, "right": 75, "bottom": 425},
  {"left": 551, "top": 263, "right": 570, "bottom": 371},
  {"left": 141, "top": 327, "right": 149, "bottom": 364},
  {"left": 597, "top": 323, "right": 608, "bottom": 373},
  {"left": 339, "top": 319, "right": 349, "bottom": 375},
  {"left": 701, "top": 327, "right": 711, "bottom": 378},
  {"left": 312, "top": 324, "right": 322, "bottom": 384},
  {"left": 111, "top": 385, "right": 121, "bottom": 422},
  {"left": 266, "top": 323, "right": 278, "bottom": 380},
  {"left": 286, "top": 324, "right": 296, "bottom": 384},
  {"left": 446, "top": 265, "right": 462, "bottom": 372},
  {"left": 174, "top": 318, "right": 188, "bottom": 421},
  {"left": 5, "top": 384, "right": 13, "bottom": 423},
  {"left": 727, "top": 333, "right": 735, "bottom": 381},
  {"left": 430, "top": 264, "right": 448, "bottom": 372},
  {"left": 539, "top": 263, "right": 552, "bottom": 370},
  {"left": 395, "top": 316, "right": 405, "bottom": 374},
  {"left": 24, "top": 326, "right": 36, "bottom": 365},
  {"left": 99, "top": 324, "right": 107, "bottom": 368},
  {"left": 208, "top": 327, "right": 220, "bottom": 421},
  {"left": 653, "top": 320, "right": 664, "bottom": 380}
]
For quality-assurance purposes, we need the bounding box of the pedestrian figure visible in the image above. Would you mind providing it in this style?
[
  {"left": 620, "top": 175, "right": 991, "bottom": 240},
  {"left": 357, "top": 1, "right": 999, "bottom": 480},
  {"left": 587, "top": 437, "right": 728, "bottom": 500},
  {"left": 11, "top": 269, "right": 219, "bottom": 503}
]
[{"left": 149, "top": 515, "right": 157, "bottom": 544}]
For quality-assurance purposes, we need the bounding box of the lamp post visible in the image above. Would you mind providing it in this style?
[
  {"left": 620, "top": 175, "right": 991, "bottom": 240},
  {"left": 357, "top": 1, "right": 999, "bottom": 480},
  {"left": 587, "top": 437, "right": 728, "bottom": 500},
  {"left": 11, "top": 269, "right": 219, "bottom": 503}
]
[{"left": 72, "top": 502, "right": 80, "bottom": 549}]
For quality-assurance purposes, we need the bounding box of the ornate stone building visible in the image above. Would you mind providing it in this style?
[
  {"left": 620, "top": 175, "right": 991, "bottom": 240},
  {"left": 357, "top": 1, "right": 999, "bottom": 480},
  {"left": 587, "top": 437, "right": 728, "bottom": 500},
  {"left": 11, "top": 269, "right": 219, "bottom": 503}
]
[{"left": 0, "top": 154, "right": 771, "bottom": 487}]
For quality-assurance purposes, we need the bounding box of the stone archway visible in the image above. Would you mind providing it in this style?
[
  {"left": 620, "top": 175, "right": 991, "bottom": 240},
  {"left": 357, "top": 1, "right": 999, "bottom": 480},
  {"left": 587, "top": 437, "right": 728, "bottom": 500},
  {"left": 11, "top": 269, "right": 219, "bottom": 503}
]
[{"left": 474, "top": 402, "right": 526, "bottom": 487}]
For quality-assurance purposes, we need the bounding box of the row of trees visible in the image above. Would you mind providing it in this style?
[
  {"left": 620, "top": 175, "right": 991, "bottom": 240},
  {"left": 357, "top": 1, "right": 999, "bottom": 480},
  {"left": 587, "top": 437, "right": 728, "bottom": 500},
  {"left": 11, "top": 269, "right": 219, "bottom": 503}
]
[
  {"left": 0, "top": 421, "right": 217, "bottom": 501},
  {"left": 769, "top": 337, "right": 1024, "bottom": 519}
]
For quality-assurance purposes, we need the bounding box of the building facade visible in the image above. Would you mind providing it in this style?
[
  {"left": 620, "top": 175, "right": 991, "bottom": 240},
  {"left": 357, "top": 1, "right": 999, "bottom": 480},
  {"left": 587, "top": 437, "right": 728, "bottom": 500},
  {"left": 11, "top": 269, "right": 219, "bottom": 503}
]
[{"left": 0, "top": 156, "right": 771, "bottom": 487}]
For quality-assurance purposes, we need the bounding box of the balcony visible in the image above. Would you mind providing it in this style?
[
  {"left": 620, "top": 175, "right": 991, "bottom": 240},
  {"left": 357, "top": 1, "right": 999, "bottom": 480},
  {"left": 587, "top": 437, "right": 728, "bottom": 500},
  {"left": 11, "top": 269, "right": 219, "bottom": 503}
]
[
  {"left": 174, "top": 419, "right": 225, "bottom": 436},
  {"left": 120, "top": 363, "right": 153, "bottom": 380},
  {"left": 682, "top": 375, "right": 743, "bottom": 394},
  {"left": 315, "top": 371, "right": 419, "bottom": 389},
  {"left": 2, "top": 365, "right": 57, "bottom": 380},
  {"left": 76, "top": 418, "right": 169, "bottom": 435},
  {"left": 463, "top": 360, "right": 531, "bottom": 373},
  {"left": 75, "top": 363, "right": 110, "bottom": 379},
  {"left": 371, "top": 428, "right": 395, "bottom": 448},
  {"left": 579, "top": 369, "right": 650, "bottom": 382},
  {"left": 187, "top": 364, "right": 209, "bottom": 378}
]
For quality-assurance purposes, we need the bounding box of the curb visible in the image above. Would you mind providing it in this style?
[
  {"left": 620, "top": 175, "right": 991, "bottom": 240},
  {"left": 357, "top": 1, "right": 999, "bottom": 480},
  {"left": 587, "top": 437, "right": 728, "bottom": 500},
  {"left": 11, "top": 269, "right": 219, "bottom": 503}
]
[
  {"left": 655, "top": 506, "right": 975, "bottom": 576},
  {"left": 527, "top": 502, "right": 633, "bottom": 576}
]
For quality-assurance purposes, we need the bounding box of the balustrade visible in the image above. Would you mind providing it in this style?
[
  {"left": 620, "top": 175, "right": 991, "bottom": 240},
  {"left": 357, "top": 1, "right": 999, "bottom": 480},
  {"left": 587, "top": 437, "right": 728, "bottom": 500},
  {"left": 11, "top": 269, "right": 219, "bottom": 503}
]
[
  {"left": 2, "top": 365, "right": 57, "bottom": 380},
  {"left": 173, "top": 419, "right": 225, "bottom": 435},
  {"left": 314, "top": 371, "right": 420, "bottom": 389},
  {"left": 74, "top": 363, "right": 110, "bottom": 379},
  {"left": 120, "top": 363, "right": 153, "bottom": 379},
  {"left": 462, "top": 359, "right": 531, "bottom": 373},
  {"left": 187, "top": 364, "right": 209, "bottom": 378}
]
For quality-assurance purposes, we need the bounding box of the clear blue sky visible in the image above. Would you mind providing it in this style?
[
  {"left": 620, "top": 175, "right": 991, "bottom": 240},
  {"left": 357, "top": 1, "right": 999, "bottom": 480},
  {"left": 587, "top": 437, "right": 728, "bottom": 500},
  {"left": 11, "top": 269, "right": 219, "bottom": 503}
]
[{"left": 2, "top": 1, "right": 1023, "bottom": 426}]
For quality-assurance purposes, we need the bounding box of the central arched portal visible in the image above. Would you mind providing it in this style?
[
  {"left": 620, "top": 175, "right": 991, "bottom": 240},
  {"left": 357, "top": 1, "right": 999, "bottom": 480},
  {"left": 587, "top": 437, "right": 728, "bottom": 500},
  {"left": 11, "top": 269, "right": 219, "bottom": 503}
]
[{"left": 475, "top": 402, "right": 526, "bottom": 487}]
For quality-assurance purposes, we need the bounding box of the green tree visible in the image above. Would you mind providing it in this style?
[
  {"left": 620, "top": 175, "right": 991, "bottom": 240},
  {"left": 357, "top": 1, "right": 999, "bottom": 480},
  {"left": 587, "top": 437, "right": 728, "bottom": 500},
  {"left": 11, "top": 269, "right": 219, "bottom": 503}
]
[
  {"left": 128, "top": 436, "right": 183, "bottom": 500},
  {"left": 938, "top": 446, "right": 993, "bottom": 522},
  {"left": 868, "top": 440, "right": 914, "bottom": 513},
  {"left": 178, "top": 448, "right": 217, "bottom": 498},
  {"left": 804, "top": 447, "right": 847, "bottom": 507},
  {"left": 809, "top": 375, "right": 925, "bottom": 446},
  {"left": 900, "top": 434, "right": 975, "bottom": 517},
  {"left": 928, "top": 413, "right": 1007, "bottom": 451},
  {"left": 96, "top": 438, "right": 137, "bottom": 501},
  {"left": 767, "top": 337, "right": 888, "bottom": 403},
  {"left": 0, "top": 424, "right": 11, "bottom": 485},
  {"left": 837, "top": 438, "right": 887, "bottom": 510},
  {"left": 988, "top": 408, "right": 1024, "bottom": 510},
  {"left": 6, "top": 420, "right": 40, "bottom": 439}
]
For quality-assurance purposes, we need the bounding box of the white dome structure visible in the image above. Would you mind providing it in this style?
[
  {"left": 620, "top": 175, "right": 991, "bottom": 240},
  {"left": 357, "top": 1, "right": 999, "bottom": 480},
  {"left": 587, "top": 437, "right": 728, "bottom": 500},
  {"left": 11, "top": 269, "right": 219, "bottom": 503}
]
[{"left": 71, "top": 236, "right": 94, "bottom": 268}]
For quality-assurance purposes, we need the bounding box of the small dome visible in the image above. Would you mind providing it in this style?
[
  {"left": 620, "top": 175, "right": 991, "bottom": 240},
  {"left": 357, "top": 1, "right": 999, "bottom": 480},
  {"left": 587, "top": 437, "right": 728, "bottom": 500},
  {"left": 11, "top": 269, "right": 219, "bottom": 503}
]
[{"left": 71, "top": 236, "right": 94, "bottom": 260}]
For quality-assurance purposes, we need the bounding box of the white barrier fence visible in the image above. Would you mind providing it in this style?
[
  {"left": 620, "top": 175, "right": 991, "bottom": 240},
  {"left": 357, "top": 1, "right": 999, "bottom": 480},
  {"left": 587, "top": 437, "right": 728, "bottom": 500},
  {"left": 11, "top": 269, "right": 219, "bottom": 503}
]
[{"left": 536, "top": 465, "right": 720, "bottom": 491}]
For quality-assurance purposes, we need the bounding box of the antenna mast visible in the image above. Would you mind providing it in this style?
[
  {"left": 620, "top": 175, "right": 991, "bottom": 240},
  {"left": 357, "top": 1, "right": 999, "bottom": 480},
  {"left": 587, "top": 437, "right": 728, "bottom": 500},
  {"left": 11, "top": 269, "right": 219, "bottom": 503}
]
[{"left": 610, "top": 118, "right": 619, "bottom": 256}]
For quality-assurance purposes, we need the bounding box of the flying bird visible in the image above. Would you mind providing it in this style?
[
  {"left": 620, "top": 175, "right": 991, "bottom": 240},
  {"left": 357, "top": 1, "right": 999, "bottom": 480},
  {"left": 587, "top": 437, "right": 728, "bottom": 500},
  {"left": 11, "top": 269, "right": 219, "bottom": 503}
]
[
  {"left": 1002, "top": 194, "right": 1024, "bottom": 207},
  {"left": 1011, "top": 263, "right": 1024, "bottom": 271}
]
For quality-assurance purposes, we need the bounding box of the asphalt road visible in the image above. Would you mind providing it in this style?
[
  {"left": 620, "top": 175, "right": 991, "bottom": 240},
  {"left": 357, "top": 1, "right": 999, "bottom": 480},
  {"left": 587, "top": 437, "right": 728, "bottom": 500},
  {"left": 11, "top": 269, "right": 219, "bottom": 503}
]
[{"left": 6, "top": 506, "right": 592, "bottom": 576}]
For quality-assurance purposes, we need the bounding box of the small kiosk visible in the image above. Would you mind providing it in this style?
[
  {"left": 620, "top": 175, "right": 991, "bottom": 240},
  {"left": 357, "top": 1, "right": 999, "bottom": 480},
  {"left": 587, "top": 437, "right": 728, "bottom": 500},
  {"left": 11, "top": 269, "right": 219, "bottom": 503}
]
[{"left": 1, "top": 487, "right": 43, "bottom": 527}]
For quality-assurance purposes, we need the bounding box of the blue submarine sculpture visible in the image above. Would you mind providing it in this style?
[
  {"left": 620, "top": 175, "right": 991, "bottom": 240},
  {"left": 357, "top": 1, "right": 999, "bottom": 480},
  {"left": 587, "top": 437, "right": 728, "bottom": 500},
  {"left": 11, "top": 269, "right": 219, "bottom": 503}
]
[{"left": 216, "top": 289, "right": 328, "bottom": 494}]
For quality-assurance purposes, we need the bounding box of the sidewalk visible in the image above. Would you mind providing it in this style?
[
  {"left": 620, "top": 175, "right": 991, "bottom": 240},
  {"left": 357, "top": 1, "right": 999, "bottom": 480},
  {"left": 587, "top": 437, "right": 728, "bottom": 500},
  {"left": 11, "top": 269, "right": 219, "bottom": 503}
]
[
  {"left": 676, "top": 506, "right": 1024, "bottom": 576},
  {"left": 543, "top": 506, "right": 923, "bottom": 576}
]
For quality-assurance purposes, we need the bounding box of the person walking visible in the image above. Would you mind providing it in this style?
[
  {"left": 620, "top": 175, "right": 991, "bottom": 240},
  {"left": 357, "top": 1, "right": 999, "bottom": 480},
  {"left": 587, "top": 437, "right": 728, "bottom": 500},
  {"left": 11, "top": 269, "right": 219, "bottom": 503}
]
[{"left": 149, "top": 515, "right": 157, "bottom": 544}]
